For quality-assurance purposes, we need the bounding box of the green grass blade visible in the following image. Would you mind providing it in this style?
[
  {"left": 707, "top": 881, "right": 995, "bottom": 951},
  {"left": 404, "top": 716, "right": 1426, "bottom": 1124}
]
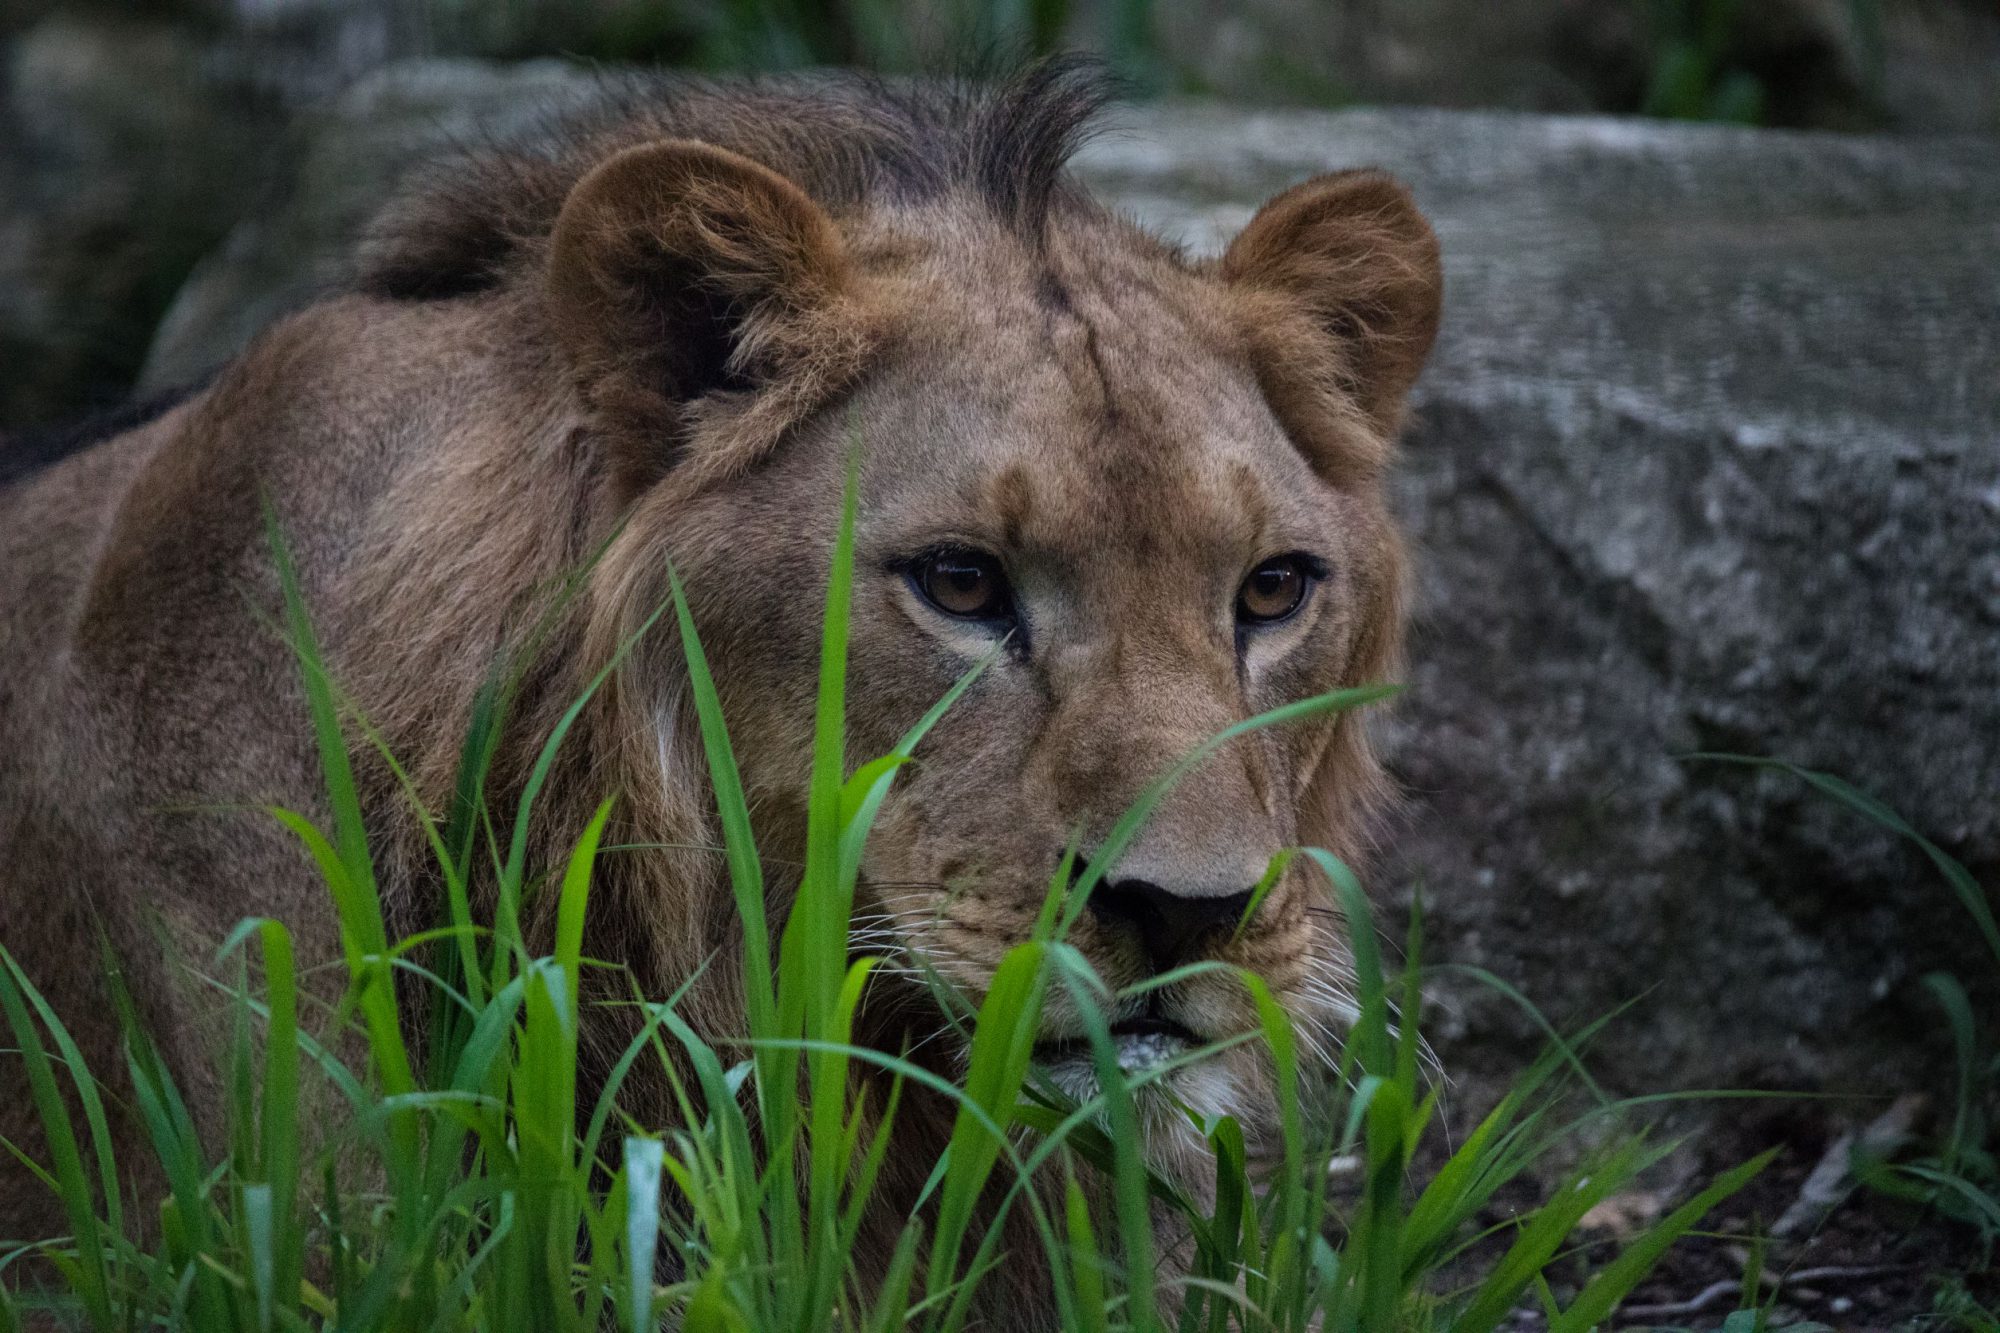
[
  {"left": 265, "top": 508, "right": 422, "bottom": 1139},
  {"left": 1302, "top": 847, "right": 1390, "bottom": 1078},
  {"left": 625, "top": 1137, "right": 666, "bottom": 1333},
  {"left": 1231, "top": 848, "right": 1296, "bottom": 948},
  {"left": 1451, "top": 1138, "right": 1673, "bottom": 1333},
  {"left": 266, "top": 806, "right": 418, "bottom": 1111},
  {"left": 1688, "top": 754, "right": 2000, "bottom": 968},
  {"left": 1549, "top": 1149, "right": 1776, "bottom": 1332},
  {"left": 927, "top": 941, "right": 1049, "bottom": 1303},
  {"left": 106, "top": 952, "right": 236, "bottom": 1323},
  {"left": 1060, "top": 685, "right": 1399, "bottom": 939},
  {"left": 254, "top": 920, "right": 301, "bottom": 1317},
  {"left": 1919, "top": 971, "right": 1980, "bottom": 1169},
  {"left": 1197, "top": 1114, "right": 1248, "bottom": 1327},
  {"left": 1430, "top": 962, "right": 1615, "bottom": 1108},
  {"left": 0, "top": 948, "right": 114, "bottom": 1329},
  {"left": 244, "top": 1181, "right": 276, "bottom": 1332},
  {"left": 265, "top": 502, "right": 377, "bottom": 913},
  {"left": 668, "top": 560, "right": 776, "bottom": 1052},
  {"left": 1077, "top": 978, "right": 1159, "bottom": 1332},
  {"left": 840, "top": 638, "right": 1005, "bottom": 888},
  {"left": 1396, "top": 888, "right": 1426, "bottom": 1092},
  {"left": 579, "top": 972, "right": 705, "bottom": 1176},
  {"left": 795, "top": 437, "right": 861, "bottom": 1036},
  {"left": 558, "top": 798, "right": 615, "bottom": 1033},
  {"left": 13, "top": 947, "right": 125, "bottom": 1263},
  {"left": 860, "top": 1221, "right": 924, "bottom": 1333},
  {"left": 1064, "top": 1168, "right": 1112, "bottom": 1333},
  {"left": 1355, "top": 1078, "right": 1412, "bottom": 1333}
]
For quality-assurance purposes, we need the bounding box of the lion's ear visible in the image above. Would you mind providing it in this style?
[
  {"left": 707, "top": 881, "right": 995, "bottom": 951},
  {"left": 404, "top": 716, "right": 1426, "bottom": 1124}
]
[
  {"left": 1221, "top": 169, "right": 1442, "bottom": 435},
  {"left": 545, "top": 139, "right": 858, "bottom": 491}
]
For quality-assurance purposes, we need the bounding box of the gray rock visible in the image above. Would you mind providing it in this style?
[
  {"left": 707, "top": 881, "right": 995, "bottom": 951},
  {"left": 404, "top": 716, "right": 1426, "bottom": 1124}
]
[
  {"left": 119, "top": 69, "right": 2000, "bottom": 1113},
  {"left": 140, "top": 57, "right": 596, "bottom": 390},
  {"left": 0, "top": 13, "right": 283, "bottom": 427}
]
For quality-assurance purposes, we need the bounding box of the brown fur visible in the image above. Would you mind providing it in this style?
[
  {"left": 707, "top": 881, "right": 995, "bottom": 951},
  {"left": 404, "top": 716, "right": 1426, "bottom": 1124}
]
[{"left": 0, "top": 64, "right": 1440, "bottom": 1319}]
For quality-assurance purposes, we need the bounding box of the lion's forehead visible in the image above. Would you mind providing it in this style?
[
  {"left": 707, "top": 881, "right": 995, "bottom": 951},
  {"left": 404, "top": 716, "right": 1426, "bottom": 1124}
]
[{"left": 866, "top": 237, "right": 1328, "bottom": 564}]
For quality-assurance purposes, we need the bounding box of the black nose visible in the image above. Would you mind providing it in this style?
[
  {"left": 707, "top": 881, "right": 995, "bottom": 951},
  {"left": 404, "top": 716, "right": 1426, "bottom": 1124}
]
[{"left": 1084, "top": 875, "right": 1257, "bottom": 973}]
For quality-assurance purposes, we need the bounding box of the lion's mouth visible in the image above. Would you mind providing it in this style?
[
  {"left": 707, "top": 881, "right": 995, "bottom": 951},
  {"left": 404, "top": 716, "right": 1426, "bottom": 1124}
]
[{"left": 1033, "top": 1015, "right": 1199, "bottom": 1075}]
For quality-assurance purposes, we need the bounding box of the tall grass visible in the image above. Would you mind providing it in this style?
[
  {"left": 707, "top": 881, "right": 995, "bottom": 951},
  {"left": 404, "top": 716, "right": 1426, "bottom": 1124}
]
[{"left": 0, "top": 476, "right": 1767, "bottom": 1331}]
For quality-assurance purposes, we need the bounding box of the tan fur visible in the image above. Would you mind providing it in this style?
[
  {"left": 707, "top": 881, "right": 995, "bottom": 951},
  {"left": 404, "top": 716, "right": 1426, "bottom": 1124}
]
[{"left": 0, "top": 70, "right": 1440, "bottom": 1318}]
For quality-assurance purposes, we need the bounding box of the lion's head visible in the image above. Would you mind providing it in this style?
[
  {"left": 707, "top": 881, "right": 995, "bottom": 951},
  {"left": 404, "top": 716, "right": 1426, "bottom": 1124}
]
[{"left": 358, "top": 64, "right": 1439, "bottom": 1167}]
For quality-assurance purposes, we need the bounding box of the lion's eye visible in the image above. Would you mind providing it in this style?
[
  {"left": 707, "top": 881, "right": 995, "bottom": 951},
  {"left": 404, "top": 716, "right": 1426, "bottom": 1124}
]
[
  {"left": 1236, "top": 555, "right": 1314, "bottom": 625},
  {"left": 913, "top": 549, "right": 1012, "bottom": 621}
]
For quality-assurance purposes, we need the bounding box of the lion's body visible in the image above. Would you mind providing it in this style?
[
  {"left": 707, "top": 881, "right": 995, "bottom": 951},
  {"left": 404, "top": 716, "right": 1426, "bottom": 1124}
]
[
  {"left": 0, "top": 65, "right": 1439, "bottom": 1313},
  {"left": 0, "top": 294, "right": 568, "bottom": 1237}
]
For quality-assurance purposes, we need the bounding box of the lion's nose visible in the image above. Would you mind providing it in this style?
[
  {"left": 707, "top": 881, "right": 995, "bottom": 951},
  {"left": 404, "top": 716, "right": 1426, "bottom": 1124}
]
[{"left": 1085, "top": 876, "right": 1257, "bottom": 974}]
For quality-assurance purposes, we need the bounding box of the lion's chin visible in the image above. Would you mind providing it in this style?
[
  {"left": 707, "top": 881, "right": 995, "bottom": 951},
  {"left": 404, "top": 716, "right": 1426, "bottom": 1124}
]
[
  {"left": 1032, "top": 1044, "right": 1256, "bottom": 1200},
  {"left": 1033, "top": 1022, "right": 1251, "bottom": 1137},
  {"left": 1032, "top": 1015, "right": 1197, "bottom": 1077}
]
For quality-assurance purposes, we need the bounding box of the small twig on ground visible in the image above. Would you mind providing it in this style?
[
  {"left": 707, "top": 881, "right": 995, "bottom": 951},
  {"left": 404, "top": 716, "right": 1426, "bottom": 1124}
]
[
  {"left": 1618, "top": 1279, "right": 1738, "bottom": 1321},
  {"left": 1781, "top": 1263, "right": 1908, "bottom": 1285}
]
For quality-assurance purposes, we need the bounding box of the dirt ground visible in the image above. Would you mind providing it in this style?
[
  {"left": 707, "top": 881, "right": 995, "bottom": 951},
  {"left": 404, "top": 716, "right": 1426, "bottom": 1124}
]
[{"left": 1440, "top": 1107, "right": 1997, "bottom": 1331}]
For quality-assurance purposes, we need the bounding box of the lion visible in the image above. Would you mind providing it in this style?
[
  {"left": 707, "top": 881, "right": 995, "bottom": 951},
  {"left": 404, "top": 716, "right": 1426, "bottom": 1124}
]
[{"left": 0, "top": 59, "right": 1440, "bottom": 1315}]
